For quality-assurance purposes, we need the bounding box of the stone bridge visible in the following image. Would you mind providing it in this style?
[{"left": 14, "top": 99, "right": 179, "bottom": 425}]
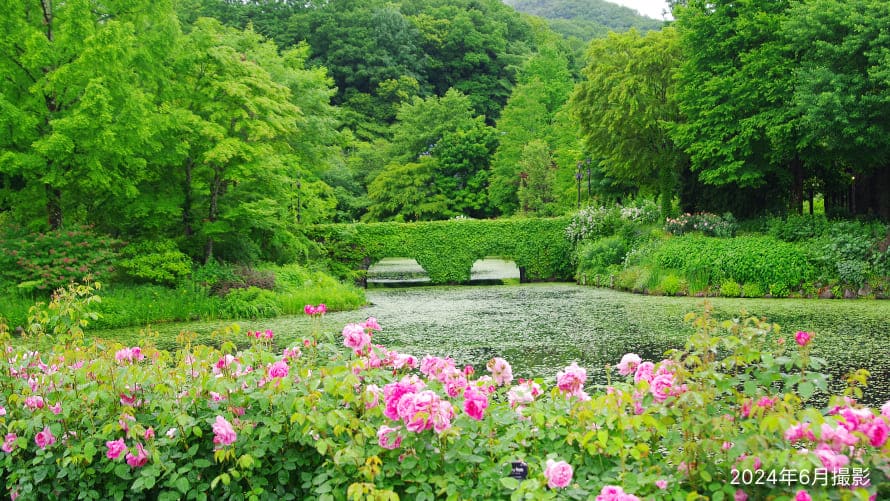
[{"left": 306, "top": 217, "right": 573, "bottom": 286}]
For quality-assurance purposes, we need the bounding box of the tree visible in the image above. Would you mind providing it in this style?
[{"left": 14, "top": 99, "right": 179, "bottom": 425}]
[
  {"left": 571, "top": 27, "right": 685, "bottom": 215},
  {"left": 0, "top": 0, "right": 179, "bottom": 229},
  {"left": 671, "top": 0, "right": 800, "bottom": 216},
  {"left": 517, "top": 140, "right": 557, "bottom": 214}
]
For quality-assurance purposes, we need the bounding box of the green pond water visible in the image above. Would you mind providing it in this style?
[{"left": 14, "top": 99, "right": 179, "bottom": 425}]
[{"left": 96, "top": 281, "right": 890, "bottom": 407}]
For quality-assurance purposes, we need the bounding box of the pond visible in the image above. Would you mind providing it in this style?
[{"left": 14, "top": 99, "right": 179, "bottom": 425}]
[{"left": 97, "top": 282, "right": 890, "bottom": 407}]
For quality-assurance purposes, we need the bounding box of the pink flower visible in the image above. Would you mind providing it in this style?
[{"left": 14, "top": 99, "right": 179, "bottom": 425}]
[
  {"left": 342, "top": 323, "right": 371, "bottom": 354},
  {"left": 398, "top": 390, "right": 453, "bottom": 434},
  {"left": 633, "top": 361, "right": 655, "bottom": 384},
  {"left": 0, "top": 406, "right": 5, "bottom": 416},
  {"left": 383, "top": 376, "right": 425, "bottom": 421},
  {"left": 556, "top": 362, "right": 586, "bottom": 396},
  {"left": 126, "top": 443, "right": 148, "bottom": 468},
  {"left": 376, "top": 425, "right": 402, "bottom": 450},
  {"left": 115, "top": 347, "right": 144, "bottom": 364},
  {"left": 316, "top": 303, "right": 327, "bottom": 315},
  {"left": 814, "top": 445, "right": 849, "bottom": 473},
  {"left": 365, "top": 384, "right": 383, "bottom": 409},
  {"left": 487, "top": 357, "right": 513, "bottom": 386},
  {"left": 212, "top": 415, "right": 237, "bottom": 448},
  {"left": 144, "top": 427, "right": 155, "bottom": 441},
  {"left": 864, "top": 418, "right": 889, "bottom": 447},
  {"left": 268, "top": 360, "right": 289, "bottom": 379},
  {"left": 655, "top": 479, "right": 667, "bottom": 489},
  {"left": 283, "top": 346, "right": 301, "bottom": 361},
  {"left": 24, "top": 395, "right": 45, "bottom": 411},
  {"left": 463, "top": 386, "right": 489, "bottom": 420},
  {"left": 544, "top": 459, "right": 573, "bottom": 489},
  {"left": 106, "top": 438, "right": 127, "bottom": 460},
  {"left": 650, "top": 373, "right": 675, "bottom": 403},
  {"left": 49, "top": 402, "right": 62, "bottom": 415},
  {"left": 390, "top": 353, "right": 416, "bottom": 369},
  {"left": 734, "top": 490, "right": 748, "bottom": 501},
  {"left": 882, "top": 400, "right": 890, "bottom": 418},
  {"left": 795, "top": 331, "right": 812, "bottom": 347},
  {"left": 507, "top": 381, "right": 542, "bottom": 408},
  {"left": 616, "top": 353, "right": 641, "bottom": 376},
  {"left": 362, "top": 317, "right": 381, "bottom": 331},
  {"left": 2, "top": 433, "right": 17, "bottom": 453},
  {"left": 784, "top": 422, "right": 815, "bottom": 442},
  {"left": 595, "top": 485, "right": 639, "bottom": 500},
  {"left": 794, "top": 490, "right": 812, "bottom": 501},
  {"left": 34, "top": 426, "right": 55, "bottom": 449}
]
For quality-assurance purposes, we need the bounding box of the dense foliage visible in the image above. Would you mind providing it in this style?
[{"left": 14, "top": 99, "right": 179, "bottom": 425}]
[
  {"left": 307, "top": 217, "right": 573, "bottom": 284},
  {"left": 0, "top": 290, "right": 886, "bottom": 499}
]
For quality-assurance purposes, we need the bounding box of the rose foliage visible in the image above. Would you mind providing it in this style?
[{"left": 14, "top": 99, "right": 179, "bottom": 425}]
[{"left": 0, "top": 297, "right": 887, "bottom": 500}]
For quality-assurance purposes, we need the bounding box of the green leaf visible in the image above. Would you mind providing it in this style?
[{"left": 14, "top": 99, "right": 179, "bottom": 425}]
[{"left": 500, "top": 477, "right": 520, "bottom": 490}]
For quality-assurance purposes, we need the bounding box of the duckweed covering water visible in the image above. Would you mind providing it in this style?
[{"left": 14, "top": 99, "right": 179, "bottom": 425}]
[{"left": 93, "top": 284, "right": 890, "bottom": 405}]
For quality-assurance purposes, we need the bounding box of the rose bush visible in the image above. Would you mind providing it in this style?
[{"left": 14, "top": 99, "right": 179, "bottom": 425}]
[{"left": 0, "top": 296, "right": 887, "bottom": 500}]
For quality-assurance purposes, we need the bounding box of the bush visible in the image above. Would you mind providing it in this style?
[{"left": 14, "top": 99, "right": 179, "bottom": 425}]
[
  {"left": 575, "top": 236, "right": 627, "bottom": 280},
  {"left": 719, "top": 279, "right": 742, "bottom": 297},
  {"left": 0, "top": 226, "right": 121, "bottom": 292},
  {"left": 219, "top": 287, "right": 281, "bottom": 318},
  {"left": 0, "top": 300, "right": 886, "bottom": 500},
  {"left": 658, "top": 273, "right": 685, "bottom": 296},
  {"left": 767, "top": 214, "right": 830, "bottom": 242},
  {"left": 116, "top": 240, "right": 193, "bottom": 286},
  {"left": 741, "top": 282, "right": 764, "bottom": 298},
  {"left": 664, "top": 212, "right": 737, "bottom": 238}
]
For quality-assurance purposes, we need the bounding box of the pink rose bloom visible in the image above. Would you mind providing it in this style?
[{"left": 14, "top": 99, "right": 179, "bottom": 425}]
[
  {"left": 508, "top": 381, "right": 541, "bottom": 408},
  {"left": 864, "top": 418, "right": 889, "bottom": 447},
  {"left": 35, "top": 426, "right": 55, "bottom": 449},
  {"left": 212, "top": 415, "right": 237, "bottom": 447},
  {"left": 595, "top": 485, "right": 639, "bottom": 500},
  {"left": 814, "top": 445, "right": 849, "bottom": 473},
  {"left": 734, "top": 490, "right": 748, "bottom": 501},
  {"left": 556, "top": 362, "right": 586, "bottom": 395},
  {"left": 50, "top": 402, "right": 62, "bottom": 415},
  {"left": 126, "top": 443, "right": 148, "bottom": 468},
  {"left": 24, "top": 395, "right": 44, "bottom": 411},
  {"left": 342, "top": 323, "right": 371, "bottom": 354},
  {"left": 655, "top": 479, "right": 667, "bottom": 490},
  {"left": 106, "top": 438, "right": 127, "bottom": 460},
  {"left": 144, "top": 427, "right": 155, "bottom": 440},
  {"left": 794, "top": 491, "right": 812, "bottom": 501},
  {"left": 303, "top": 304, "right": 316, "bottom": 316},
  {"left": 442, "top": 368, "right": 468, "bottom": 398},
  {"left": 400, "top": 391, "right": 437, "bottom": 433},
  {"left": 365, "top": 384, "right": 383, "bottom": 409},
  {"left": 633, "top": 361, "right": 655, "bottom": 384},
  {"left": 383, "top": 376, "right": 425, "bottom": 420},
  {"left": 316, "top": 303, "right": 326, "bottom": 315},
  {"left": 463, "top": 386, "right": 489, "bottom": 420},
  {"left": 544, "top": 459, "right": 573, "bottom": 489},
  {"left": 650, "top": 373, "right": 675, "bottom": 403},
  {"left": 820, "top": 423, "right": 858, "bottom": 449},
  {"left": 756, "top": 396, "right": 778, "bottom": 409},
  {"left": 0, "top": 406, "right": 5, "bottom": 416},
  {"left": 268, "top": 360, "right": 289, "bottom": 379},
  {"left": 616, "top": 354, "right": 642, "bottom": 376},
  {"left": 431, "top": 399, "right": 454, "bottom": 433},
  {"left": 283, "top": 346, "right": 302, "bottom": 361},
  {"left": 784, "top": 422, "right": 815, "bottom": 442},
  {"left": 377, "top": 425, "right": 402, "bottom": 449},
  {"left": 391, "top": 353, "right": 417, "bottom": 369},
  {"left": 115, "top": 347, "right": 144, "bottom": 363},
  {"left": 795, "top": 331, "right": 812, "bottom": 347},
  {"left": 362, "top": 317, "right": 381, "bottom": 331},
  {"left": 487, "top": 357, "right": 513, "bottom": 386},
  {"left": 2, "top": 433, "right": 17, "bottom": 453},
  {"left": 882, "top": 400, "right": 890, "bottom": 418}
]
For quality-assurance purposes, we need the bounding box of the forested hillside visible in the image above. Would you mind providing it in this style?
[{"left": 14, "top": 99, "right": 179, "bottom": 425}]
[
  {"left": 1, "top": 0, "right": 888, "bottom": 269},
  {"left": 504, "top": 0, "right": 663, "bottom": 40}
]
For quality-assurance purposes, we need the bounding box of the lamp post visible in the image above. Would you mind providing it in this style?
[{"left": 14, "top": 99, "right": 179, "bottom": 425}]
[
  {"left": 575, "top": 162, "right": 583, "bottom": 209},
  {"left": 585, "top": 158, "right": 591, "bottom": 204},
  {"left": 295, "top": 180, "right": 302, "bottom": 223}
]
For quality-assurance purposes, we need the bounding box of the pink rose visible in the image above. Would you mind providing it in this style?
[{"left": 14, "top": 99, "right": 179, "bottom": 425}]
[
  {"left": 734, "top": 490, "right": 748, "bottom": 501},
  {"left": 126, "top": 443, "right": 148, "bottom": 468},
  {"left": 303, "top": 304, "right": 316, "bottom": 316},
  {"left": 34, "top": 426, "right": 55, "bottom": 449},
  {"left": 556, "top": 362, "right": 586, "bottom": 396},
  {"left": 650, "top": 373, "right": 675, "bottom": 403},
  {"left": 616, "top": 353, "right": 641, "bottom": 376},
  {"left": 487, "top": 357, "right": 513, "bottom": 386},
  {"left": 268, "top": 360, "right": 289, "bottom": 379},
  {"left": 544, "top": 459, "right": 573, "bottom": 489},
  {"left": 864, "top": 418, "right": 889, "bottom": 447},
  {"left": 106, "top": 438, "right": 127, "bottom": 460},
  {"left": 376, "top": 425, "right": 402, "bottom": 450},
  {"left": 362, "top": 317, "right": 381, "bottom": 331},
  {"left": 633, "top": 361, "right": 655, "bottom": 384},
  {"left": 2, "top": 433, "right": 17, "bottom": 453},
  {"left": 463, "top": 386, "right": 489, "bottom": 421},
  {"left": 784, "top": 422, "right": 815, "bottom": 442},
  {"left": 794, "top": 490, "right": 812, "bottom": 501},
  {"left": 794, "top": 331, "right": 812, "bottom": 347},
  {"left": 595, "top": 485, "right": 640, "bottom": 500},
  {"left": 881, "top": 400, "right": 890, "bottom": 418},
  {"left": 24, "top": 395, "right": 44, "bottom": 411},
  {"left": 655, "top": 479, "right": 667, "bottom": 489},
  {"left": 342, "top": 323, "right": 371, "bottom": 354},
  {"left": 212, "top": 415, "right": 237, "bottom": 448},
  {"left": 144, "top": 427, "right": 155, "bottom": 440}
]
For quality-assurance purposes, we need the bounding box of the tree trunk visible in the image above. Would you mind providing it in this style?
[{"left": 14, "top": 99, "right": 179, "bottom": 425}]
[
  {"left": 45, "top": 184, "right": 62, "bottom": 230},
  {"left": 182, "top": 159, "right": 194, "bottom": 237},
  {"left": 789, "top": 156, "right": 804, "bottom": 215},
  {"left": 204, "top": 168, "right": 222, "bottom": 264}
]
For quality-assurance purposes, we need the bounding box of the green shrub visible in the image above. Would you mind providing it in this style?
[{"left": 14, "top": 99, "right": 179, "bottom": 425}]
[
  {"left": 664, "top": 212, "right": 737, "bottom": 237},
  {"left": 116, "top": 240, "right": 193, "bottom": 286},
  {"left": 659, "top": 273, "right": 685, "bottom": 296},
  {"left": 219, "top": 287, "right": 281, "bottom": 318},
  {"left": 719, "top": 279, "right": 741, "bottom": 297},
  {"left": 769, "top": 282, "right": 790, "bottom": 298},
  {"left": 0, "top": 226, "right": 121, "bottom": 292},
  {"left": 767, "top": 214, "right": 830, "bottom": 242},
  {"left": 565, "top": 205, "right": 623, "bottom": 243},
  {"left": 741, "top": 282, "right": 764, "bottom": 298},
  {"left": 575, "top": 236, "right": 627, "bottom": 280}
]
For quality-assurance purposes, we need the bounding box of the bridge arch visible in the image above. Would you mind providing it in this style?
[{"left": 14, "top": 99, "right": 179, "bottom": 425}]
[{"left": 306, "top": 217, "right": 573, "bottom": 286}]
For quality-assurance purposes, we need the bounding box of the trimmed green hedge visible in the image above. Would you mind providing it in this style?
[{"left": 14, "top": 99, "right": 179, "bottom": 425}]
[{"left": 307, "top": 217, "right": 573, "bottom": 284}]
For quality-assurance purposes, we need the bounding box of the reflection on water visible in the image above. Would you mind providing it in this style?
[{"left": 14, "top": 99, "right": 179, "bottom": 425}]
[{"left": 367, "top": 257, "right": 520, "bottom": 285}]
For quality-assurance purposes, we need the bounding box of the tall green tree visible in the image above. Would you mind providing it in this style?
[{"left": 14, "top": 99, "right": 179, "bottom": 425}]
[
  {"left": 571, "top": 27, "right": 685, "bottom": 215},
  {"left": 517, "top": 140, "right": 558, "bottom": 214},
  {"left": 0, "top": 0, "right": 179, "bottom": 229}
]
